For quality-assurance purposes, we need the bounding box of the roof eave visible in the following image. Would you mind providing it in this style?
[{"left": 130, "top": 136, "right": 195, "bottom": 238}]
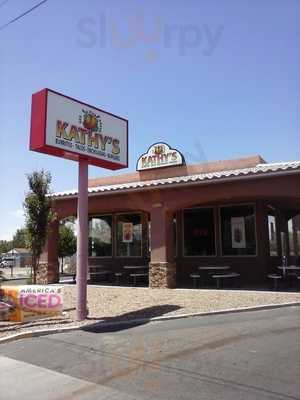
[{"left": 51, "top": 167, "right": 300, "bottom": 201}]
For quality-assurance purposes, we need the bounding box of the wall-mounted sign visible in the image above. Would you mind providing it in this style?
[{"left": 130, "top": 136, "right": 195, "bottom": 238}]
[
  {"left": 122, "top": 222, "right": 133, "bottom": 243},
  {"left": 137, "top": 142, "right": 185, "bottom": 171},
  {"left": 30, "top": 89, "right": 128, "bottom": 170},
  {"left": 231, "top": 217, "right": 246, "bottom": 249},
  {"left": 0, "top": 285, "right": 63, "bottom": 322}
]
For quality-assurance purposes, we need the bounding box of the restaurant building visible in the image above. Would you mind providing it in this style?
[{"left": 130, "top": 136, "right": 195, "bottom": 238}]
[{"left": 42, "top": 143, "right": 300, "bottom": 288}]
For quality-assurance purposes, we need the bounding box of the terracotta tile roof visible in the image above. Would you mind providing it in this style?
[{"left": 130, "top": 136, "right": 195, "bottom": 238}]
[{"left": 52, "top": 160, "right": 300, "bottom": 199}]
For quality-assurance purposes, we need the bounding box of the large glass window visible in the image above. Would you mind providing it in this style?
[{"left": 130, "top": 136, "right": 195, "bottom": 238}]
[
  {"left": 89, "top": 215, "right": 112, "bottom": 257},
  {"left": 281, "top": 232, "right": 287, "bottom": 256},
  {"left": 288, "top": 219, "right": 295, "bottom": 256},
  {"left": 184, "top": 208, "right": 216, "bottom": 256},
  {"left": 293, "top": 216, "right": 300, "bottom": 256},
  {"left": 116, "top": 213, "right": 142, "bottom": 257},
  {"left": 268, "top": 214, "right": 278, "bottom": 256},
  {"left": 220, "top": 205, "right": 256, "bottom": 256},
  {"left": 297, "top": 230, "right": 300, "bottom": 256}
]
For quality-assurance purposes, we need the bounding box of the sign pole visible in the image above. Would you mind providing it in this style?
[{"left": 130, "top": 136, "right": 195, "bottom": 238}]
[{"left": 76, "top": 159, "right": 89, "bottom": 321}]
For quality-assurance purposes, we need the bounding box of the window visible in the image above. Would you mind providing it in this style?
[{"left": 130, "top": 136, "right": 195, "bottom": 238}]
[
  {"left": 268, "top": 214, "right": 278, "bottom": 256},
  {"left": 297, "top": 230, "right": 300, "bottom": 256},
  {"left": 116, "top": 213, "right": 142, "bottom": 257},
  {"left": 291, "top": 215, "right": 300, "bottom": 255},
  {"left": 220, "top": 205, "right": 256, "bottom": 256},
  {"left": 89, "top": 215, "right": 112, "bottom": 257},
  {"left": 288, "top": 219, "right": 295, "bottom": 256},
  {"left": 184, "top": 208, "right": 216, "bottom": 256},
  {"left": 281, "top": 232, "right": 287, "bottom": 256}
]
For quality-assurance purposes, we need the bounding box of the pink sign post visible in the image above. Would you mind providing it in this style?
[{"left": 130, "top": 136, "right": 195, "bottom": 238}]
[
  {"left": 76, "top": 160, "right": 89, "bottom": 320},
  {"left": 30, "top": 89, "right": 128, "bottom": 321}
]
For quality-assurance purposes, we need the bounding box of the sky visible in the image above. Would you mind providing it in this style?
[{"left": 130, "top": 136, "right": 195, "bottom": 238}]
[{"left": 0, "top": 0, "right": 300, "bottom": 240}]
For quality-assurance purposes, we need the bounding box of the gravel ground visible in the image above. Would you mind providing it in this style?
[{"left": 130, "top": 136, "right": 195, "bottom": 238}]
[{"left": 1, "top": 285, "right": 300, "bottom": 339}]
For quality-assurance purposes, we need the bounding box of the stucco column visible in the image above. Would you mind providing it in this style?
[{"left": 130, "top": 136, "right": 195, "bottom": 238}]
[
  {"left": 149, "top": 205, "right": 176, "bottom": 288},
  {"left": 38, "top": 219, "right": 59, "bottom": 284}
]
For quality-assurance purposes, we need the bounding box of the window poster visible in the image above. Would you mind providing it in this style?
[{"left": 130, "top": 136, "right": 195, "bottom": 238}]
[
  {"left": 122, "top": 222, "right": 133, "bottom": 243},
  {"left": 231, "top": 217, "right": 246, "bottom": 248}
]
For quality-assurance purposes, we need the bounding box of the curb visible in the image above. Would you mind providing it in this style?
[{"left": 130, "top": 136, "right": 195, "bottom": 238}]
[
  {"left": 1, "top": 277, "right": 28, "bottom": 281},
  {"left": 1, "top": 301, "right": 300, "bottom": 344}
]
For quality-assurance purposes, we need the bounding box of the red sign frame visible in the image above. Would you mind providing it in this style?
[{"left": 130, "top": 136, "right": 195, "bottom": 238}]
[{"left": 30, "top": 88, "right": 128, "bottom": 170}]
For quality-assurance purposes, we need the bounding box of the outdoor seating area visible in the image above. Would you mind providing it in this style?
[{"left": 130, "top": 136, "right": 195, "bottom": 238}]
[
  {"left": 70, "top": 262, "right": 300, "bottom": 291},
  {"left": 268, "top": 265, "right": 300, "bottom": 290},
  {"left": 189, "top": 266, "right": 241, "bottom": 289},
  {"left": 73, "top": 265, "right": 150, "bottom": 287}
]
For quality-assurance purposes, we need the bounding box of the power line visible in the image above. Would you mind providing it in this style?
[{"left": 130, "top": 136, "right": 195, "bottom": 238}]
[{"left": 0, "top": 0, "right": 48, "bottom": 32}]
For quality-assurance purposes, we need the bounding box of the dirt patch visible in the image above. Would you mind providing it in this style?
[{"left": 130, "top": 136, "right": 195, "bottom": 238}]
[{"left": 1, "top": 285, "right": 300, "bottom": 339}]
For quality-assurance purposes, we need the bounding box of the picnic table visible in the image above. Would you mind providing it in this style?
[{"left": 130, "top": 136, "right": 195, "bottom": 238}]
[
  {"left": 277, "top": 265, "right": 300, "bottom": 286},
  {"left": 73, "top": 267, "right": 112, "bottom": 283},
  {"left": 198, "top": 266, "right": 230, "bottom": 286},
  {"left": 277, "top": 265, "right": 300, "bottom": 275},
  {"left": 123, "top": 266, "right": 149, "bottom": 286},
  {"left": 123, "top": 265, "right": 148, "bottom": 270},
  {"left": 198, "top": 266, "right": 230, "bottom": 271},
  {"left": 130, "top": 272, "right": 149, "bottom": 286},
  {"left": 212, "top": 272, "right": 240, "bottom": 289},
  {"left": 89, "top": 270, "right": 111, "bottom": 280}
]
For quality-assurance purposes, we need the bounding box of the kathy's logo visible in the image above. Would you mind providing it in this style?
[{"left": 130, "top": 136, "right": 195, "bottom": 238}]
[
  {"left": 55, "top": 109, "right": 121, "bottom": 156},
  {"left": 79, "top": 109, "right": 102, "bottom": 133},
  {"left": 153, "top": 144, "right": 165, "bottom": 155},
  {"left": 137, "top": 142, "right": 185, "bottom": 171}
]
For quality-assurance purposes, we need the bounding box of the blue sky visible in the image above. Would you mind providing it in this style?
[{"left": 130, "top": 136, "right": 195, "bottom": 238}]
[{"left": 0, "top": 0, "right": 300, "bottom": 240}]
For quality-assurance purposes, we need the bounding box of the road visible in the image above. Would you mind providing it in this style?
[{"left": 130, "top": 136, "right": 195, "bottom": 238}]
[{"left": 0, "top": 306, "right": 300, "bottom": 400}]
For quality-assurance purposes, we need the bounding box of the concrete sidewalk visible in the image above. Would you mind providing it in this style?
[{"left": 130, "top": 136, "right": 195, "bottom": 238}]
[{"left": 0, "top": 355, "right": 141, "bottom": 400}]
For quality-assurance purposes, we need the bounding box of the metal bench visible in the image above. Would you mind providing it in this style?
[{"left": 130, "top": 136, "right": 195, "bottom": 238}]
[
  {"left": 190, "top": 273, "right": 201, "bottom": 288},
  {"left": 130, "top": 272, "right": 148, "bottom": 286},
  {"left": 267, "top": 274, "right": 282, "bottom": 290},
  {"left": 212, "top": 272, "right": 240, "bottom": 289}
]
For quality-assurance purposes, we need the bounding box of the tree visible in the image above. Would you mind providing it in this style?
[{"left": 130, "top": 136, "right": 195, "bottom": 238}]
[
  {"left": 58, "top": 223, "right": 76, "bottom": 274},
  {"left": 24, "top": 170, "right": 52, "bottom": 284},
  {"left": 12, "top": 228, "right": 28, "bottom": 249},
  {"left": 0, "top": 240, "right": 13, "bottom": 255}
]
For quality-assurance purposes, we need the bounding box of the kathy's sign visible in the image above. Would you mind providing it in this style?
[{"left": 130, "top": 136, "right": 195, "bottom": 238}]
[
  {"left": 137, "top": 143, "right": 185, "bottom": 171},
  {"left": 0, "top": 285, "right": 63, "bottom": 322},
  {"left": 30, "top": 89, "right": 128, "bottom": 170}
]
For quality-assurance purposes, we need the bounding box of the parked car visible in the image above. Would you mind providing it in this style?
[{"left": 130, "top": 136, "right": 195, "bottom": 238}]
[{"left": 0, "top": 258, "right": 15, "bottom": 268}]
